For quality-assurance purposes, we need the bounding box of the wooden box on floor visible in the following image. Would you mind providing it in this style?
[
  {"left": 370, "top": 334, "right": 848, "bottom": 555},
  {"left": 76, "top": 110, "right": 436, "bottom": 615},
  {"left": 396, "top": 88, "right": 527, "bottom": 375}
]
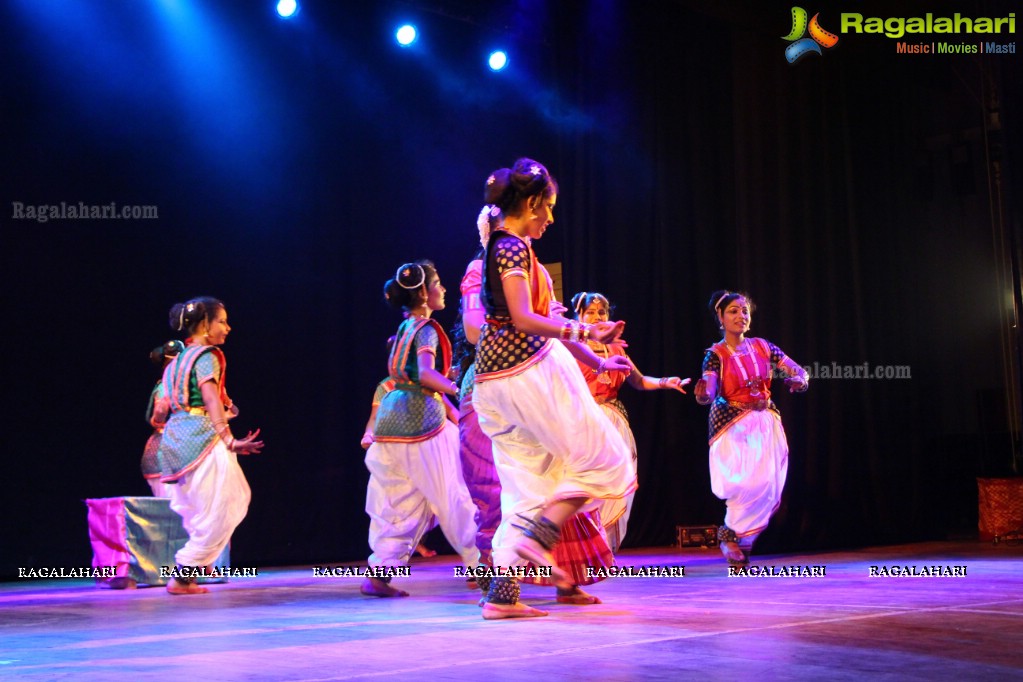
[
  {"left": 977, "top": 477, "right": 1023, "bottom": 542},
  {"left": 676, "top": 525, "right": 719, "bottom": 548}
]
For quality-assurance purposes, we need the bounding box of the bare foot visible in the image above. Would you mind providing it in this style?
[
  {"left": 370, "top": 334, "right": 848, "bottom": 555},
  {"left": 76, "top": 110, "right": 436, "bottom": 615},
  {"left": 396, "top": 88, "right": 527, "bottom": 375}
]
[
  {"left": 514, "top": 537, "right": 572, "bottom": 589},
  {"left": 482, "top": 602, "right": 548, "bottom": 620},
  {"left": 414, "top": 543, "right": 437, "bottom": 558},
  {"left": 556, "top": 586, "right": 602, "bottom": 605},
  {"left": 166, "top": 579, "right": 209, "bottom": 595},
  {"left": 360, "top": 577, "right": 409, "bottom": 598},
  {"left": 720, "top": 541, "right": 745, "bottom": 564}
]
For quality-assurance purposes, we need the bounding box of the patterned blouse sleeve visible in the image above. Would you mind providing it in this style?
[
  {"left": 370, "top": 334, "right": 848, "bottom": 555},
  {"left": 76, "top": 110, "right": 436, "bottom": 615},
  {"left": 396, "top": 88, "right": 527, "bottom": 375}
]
[
  {"left": 193, "top": 351, "right": 221, "bottom": 386},
  {"left": 371, "top": 380, "right": 390, "bottom": 407},
  {"left": 415, "top": 323, "right": 439, "bottom": 359},
  {"left": 701, "top": 350, "right": 721, "bottom": 377},
  {"left": 766, "top": 340, "right": 787, "bottom": 368},
  {"left": 493, "top": 235, "right": 530, "bottom": 281}
]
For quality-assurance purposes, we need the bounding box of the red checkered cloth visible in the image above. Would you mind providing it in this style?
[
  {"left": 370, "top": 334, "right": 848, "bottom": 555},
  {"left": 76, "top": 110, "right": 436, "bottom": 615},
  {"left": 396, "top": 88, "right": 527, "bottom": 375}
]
[{"left": 521, "top": 511, "right": 613, "bottom": 586}]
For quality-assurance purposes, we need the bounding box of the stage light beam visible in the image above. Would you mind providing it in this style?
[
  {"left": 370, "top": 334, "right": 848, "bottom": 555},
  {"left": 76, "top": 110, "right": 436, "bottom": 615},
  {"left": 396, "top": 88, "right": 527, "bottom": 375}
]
[
  {"left": 276, "top": 0, "right": 297, "bottom": 19},
  {"left": 488, "top": 50, "right": 508, "bottom": 72},
  {"left": 396, "top": 24, "right": 417, "bottom": 47}
]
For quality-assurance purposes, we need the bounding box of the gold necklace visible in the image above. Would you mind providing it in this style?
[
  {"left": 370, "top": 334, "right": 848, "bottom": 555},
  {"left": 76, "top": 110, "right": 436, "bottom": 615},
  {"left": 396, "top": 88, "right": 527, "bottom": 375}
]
[{"left": 592, "top": 342, "right": 612, "bottom": 384}]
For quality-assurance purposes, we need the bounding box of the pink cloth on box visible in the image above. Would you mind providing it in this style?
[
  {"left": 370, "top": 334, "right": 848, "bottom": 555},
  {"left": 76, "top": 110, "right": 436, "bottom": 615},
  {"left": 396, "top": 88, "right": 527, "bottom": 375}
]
[
  {"left": 86, "top": 497, "right": 133, "bottom": 580},
  {"left": 85, "top": 496, "right": 229, "bottom": 587}
]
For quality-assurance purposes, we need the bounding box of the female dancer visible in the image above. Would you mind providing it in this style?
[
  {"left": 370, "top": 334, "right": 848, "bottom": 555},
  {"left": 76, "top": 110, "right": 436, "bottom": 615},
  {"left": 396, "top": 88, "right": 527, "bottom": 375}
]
[
  {"left": 361, "top": 356, "right": 449, "bottom": 559},
  {"left": 362, "top": 336, "right": 458, "bottom": 449},
  {"left": 569, "top": 291, "right": 690, "bottom": 551},
  {"left": 362, "top": 261, "right": 480, "bottom": 597},
  {"left": 471, "top": 158, "right": 636, "bottom": 619},
  {"left": 157, "top": 297, "right": 263, "bottom": 595},
  {"left": 453, "top": 208, "right": 615, "bottom": 607},
  {"left": 451, "top": 208, "right": 502, "bottom": 571},
  {"left": 142, "top": 340, "right": 184, "bottom": 498},
  {"left": 694, "top": 290, "right": 808, "bottom": 567}
]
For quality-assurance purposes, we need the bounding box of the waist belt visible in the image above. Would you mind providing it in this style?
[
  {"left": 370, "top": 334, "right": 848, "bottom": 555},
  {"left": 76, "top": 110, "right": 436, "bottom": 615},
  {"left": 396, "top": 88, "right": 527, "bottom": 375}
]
[
  {"left": 598, "top": 397, "right": 629, "bottom": 421},
  {"left": 393, "top": 382, "right": 437, "bottom": 396},
  {"left": 727, "top": 399, "right": 770, "bottom": 412}
]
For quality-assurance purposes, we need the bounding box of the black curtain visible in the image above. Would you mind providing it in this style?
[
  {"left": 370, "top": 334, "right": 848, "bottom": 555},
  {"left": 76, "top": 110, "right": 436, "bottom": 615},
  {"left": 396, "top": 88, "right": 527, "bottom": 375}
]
[
  {"left": 0, "top": 0, "right": 1018, "bottom": 577},
  {"left": 547, "top": 0, "right": 1021, "bottom": 551}
]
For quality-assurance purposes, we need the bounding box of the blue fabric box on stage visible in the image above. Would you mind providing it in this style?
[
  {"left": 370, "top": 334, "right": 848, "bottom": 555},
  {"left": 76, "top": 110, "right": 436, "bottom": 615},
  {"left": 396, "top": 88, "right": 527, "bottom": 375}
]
[{"left": 85, "top": 496, "right": 230, "bottom": 588}]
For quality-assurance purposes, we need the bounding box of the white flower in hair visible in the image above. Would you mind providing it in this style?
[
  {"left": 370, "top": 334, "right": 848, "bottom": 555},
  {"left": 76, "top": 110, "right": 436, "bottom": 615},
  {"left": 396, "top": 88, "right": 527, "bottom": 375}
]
[
  {"left": 486, "top": 175, "right": 496, "bottom": 185},
  {"left": 477, "top": 205, "right": 494, "bottom": 249},
  {"left": 529, "top": 165, "right": 541, "bottom": 175}
]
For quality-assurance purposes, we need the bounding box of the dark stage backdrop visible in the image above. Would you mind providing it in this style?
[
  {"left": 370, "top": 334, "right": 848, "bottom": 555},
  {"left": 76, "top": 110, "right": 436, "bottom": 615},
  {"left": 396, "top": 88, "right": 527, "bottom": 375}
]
[{"left": 1, "top": 0, "right": 1019, "bottom": 577}]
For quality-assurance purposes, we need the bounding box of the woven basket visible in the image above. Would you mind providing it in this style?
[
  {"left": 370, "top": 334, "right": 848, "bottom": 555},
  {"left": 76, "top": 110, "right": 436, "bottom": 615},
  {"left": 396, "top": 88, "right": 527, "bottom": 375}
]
[{"left": 977, "top": 477, "right": 1023, "bottom": 541}]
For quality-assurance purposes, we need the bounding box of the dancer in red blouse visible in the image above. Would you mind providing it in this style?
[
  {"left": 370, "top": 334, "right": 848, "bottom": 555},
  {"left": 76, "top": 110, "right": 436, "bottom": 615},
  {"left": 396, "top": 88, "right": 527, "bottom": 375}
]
[
  {"left": 570, "top": 291, "right": 689, "bottom": 551},
  {"left": 694, "top": 291, "right": 808, "bottom": 567}
]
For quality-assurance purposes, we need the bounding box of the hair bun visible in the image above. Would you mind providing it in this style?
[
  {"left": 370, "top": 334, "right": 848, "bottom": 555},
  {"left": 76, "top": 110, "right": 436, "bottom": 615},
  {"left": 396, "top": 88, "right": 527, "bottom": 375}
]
[
  {"left": 484, "top": 168, "right": 512, "bottom": 206},
  {"left": 395, "top": 263, "right": 426, "bottom": 290},
  {"left": 167, "top": 297, "right": 223, "bottom": 332}
]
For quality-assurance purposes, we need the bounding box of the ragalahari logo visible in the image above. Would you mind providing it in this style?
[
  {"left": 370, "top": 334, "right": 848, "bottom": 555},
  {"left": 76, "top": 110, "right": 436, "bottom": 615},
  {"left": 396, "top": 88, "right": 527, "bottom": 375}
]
[{"left": 783, "top": 7, "right": 839, "bottom": 63}]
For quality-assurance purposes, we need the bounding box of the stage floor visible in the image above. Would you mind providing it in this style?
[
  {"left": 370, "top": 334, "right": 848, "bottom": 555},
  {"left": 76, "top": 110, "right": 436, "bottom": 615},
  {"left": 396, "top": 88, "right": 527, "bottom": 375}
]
[{"left": 3, "top": 541, "right": 1022, "bottom": 680}]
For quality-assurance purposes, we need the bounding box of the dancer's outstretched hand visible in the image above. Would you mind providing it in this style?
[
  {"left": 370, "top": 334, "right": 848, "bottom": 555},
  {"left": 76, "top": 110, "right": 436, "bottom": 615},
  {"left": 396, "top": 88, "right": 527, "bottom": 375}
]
[
  {"left": 589, "top": 320, "right": 625, "bottom": 344},
  {"left": 785, "top": 376, "right": 809, "bottom": 393},
  {"left": 694, "top": 378, "right": 713, "bottom": 405},
  {"left": 661, "top": 377, "right": 691, "bottom": 393},
  {"left": 232, "top": 429, "right": 264, "bottom": 455},
  {"left": 602, "top": 355, "right": 632, "bottom": 375}
]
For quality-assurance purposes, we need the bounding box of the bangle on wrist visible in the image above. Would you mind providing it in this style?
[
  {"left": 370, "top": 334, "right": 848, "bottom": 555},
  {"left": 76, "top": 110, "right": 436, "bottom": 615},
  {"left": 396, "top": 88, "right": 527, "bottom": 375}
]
[{"left": 596, "top": 358, "right": 606, "bottom": 375}]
